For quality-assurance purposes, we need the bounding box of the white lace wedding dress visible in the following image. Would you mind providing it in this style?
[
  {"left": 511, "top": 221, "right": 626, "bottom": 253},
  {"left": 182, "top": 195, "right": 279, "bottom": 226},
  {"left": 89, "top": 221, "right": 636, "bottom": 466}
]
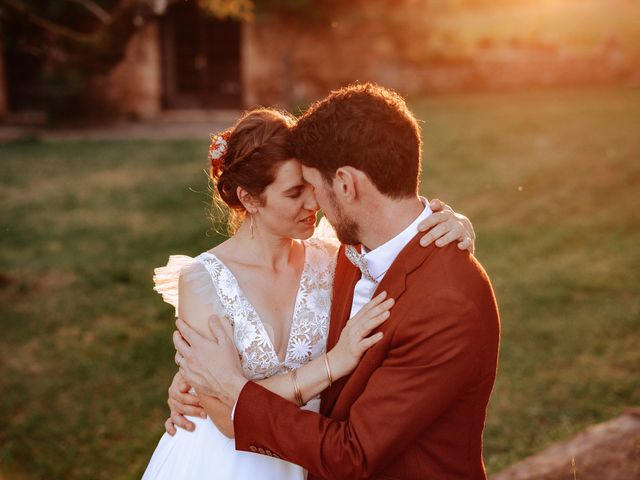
[{"left": 142, "top": 223, "right": 338, "bottom": 480}]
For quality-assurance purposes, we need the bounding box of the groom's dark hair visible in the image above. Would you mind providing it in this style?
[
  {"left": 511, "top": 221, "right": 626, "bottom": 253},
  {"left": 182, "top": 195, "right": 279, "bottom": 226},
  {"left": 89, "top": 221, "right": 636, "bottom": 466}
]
[{"left": 290, "top": 82, "right": 422, "bottom": 198}]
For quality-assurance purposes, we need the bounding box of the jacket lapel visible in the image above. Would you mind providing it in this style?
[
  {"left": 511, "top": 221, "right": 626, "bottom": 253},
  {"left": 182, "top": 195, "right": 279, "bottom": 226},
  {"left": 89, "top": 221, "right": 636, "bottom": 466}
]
[
  {"left": 321, "top": 245, "right": 360, "bottom": 413},
  {"left": 321, "top": 233, "right": 439, "bottom": 415},
  {"left": 326, "top": 245, "right": 360, "bottom": 352}
]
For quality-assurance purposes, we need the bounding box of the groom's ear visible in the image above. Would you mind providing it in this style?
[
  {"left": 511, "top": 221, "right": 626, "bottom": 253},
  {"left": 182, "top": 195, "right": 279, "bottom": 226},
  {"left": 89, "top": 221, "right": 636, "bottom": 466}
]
[{"left": 334, "top": 167, "right": 359, "bottom": 203}]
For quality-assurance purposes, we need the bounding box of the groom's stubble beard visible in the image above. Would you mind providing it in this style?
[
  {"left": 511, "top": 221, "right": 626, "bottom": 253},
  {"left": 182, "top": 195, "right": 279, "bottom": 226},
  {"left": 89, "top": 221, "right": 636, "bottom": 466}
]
[{"left": 328, "top": 190, "right": 361, "bottom": 246}]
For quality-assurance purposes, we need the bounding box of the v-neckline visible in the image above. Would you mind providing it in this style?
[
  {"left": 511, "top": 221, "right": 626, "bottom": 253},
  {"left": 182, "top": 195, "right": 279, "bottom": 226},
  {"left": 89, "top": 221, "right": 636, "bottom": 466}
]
[{"left": 203, "top": 244, "right": 309, "bottom": 364}]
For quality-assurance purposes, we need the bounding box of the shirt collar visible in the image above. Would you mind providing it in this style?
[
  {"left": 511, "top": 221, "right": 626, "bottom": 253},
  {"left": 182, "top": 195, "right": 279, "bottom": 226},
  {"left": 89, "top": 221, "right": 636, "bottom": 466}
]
[{"left": 361, "top": 197, "right": 432, "bottom": 280}]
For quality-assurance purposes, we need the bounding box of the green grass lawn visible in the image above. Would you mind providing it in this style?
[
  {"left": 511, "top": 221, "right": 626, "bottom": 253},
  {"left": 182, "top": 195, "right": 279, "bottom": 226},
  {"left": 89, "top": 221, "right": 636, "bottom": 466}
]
[{"left": 1, "top": 86, "right": 639, "bottom": 479}]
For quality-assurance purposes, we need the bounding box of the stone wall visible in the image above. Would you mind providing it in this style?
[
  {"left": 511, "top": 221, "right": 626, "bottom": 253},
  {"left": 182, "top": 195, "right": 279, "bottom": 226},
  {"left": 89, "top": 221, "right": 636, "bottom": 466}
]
[
  {"left": 90, "top": 21, "right": 163, "bottom": 119},
  {"left": 243, "top": 9, "right": 412, "bottom": 107},
  {"left": 242, "top": 7, "right": 639, "bottom": 107}
]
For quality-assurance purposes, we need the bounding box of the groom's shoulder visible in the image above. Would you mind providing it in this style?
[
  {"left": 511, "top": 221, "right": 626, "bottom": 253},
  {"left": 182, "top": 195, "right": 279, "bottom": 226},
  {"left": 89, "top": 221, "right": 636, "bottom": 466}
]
[
  {"left": 403, "top": 244, "right": 499, "bottom": 342},
  {"left": 410, "top": 243, "right": 494, "bottom": 296}
]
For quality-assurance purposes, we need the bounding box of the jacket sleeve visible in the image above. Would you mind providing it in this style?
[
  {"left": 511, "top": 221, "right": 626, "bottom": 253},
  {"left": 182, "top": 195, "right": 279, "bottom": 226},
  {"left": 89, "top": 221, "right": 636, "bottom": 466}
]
[{"left": 233, "top": 289, "right": 483, "bottom": 479}]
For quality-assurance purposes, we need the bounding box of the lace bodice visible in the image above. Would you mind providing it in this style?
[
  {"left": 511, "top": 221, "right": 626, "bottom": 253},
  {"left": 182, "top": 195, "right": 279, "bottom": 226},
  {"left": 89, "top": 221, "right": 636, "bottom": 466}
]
[{"left": 153, "top": 220, "right": 339, "bottom": 392}]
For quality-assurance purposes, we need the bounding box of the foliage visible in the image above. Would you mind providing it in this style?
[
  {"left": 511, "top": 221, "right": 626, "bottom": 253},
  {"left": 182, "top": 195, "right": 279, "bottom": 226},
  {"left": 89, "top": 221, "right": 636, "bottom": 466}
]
[
  {"left": 0, "top": 0, "right": 364, "bottom": 118},
  {"left": 1, "top": 87, "right": 639, "bottom": 478}
]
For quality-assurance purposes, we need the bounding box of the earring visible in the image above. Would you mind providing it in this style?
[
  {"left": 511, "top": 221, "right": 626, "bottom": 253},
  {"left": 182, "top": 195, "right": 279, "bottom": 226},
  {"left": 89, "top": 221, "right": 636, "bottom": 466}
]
[{"left": 250, "top": 214, "right": 255, "bottom": 240}]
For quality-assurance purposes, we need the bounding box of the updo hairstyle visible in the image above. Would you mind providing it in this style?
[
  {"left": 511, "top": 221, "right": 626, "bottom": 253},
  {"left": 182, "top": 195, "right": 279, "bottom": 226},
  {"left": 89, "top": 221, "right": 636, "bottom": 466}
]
[{"left": 209, "top": 108, "right": 296, "bottom": 234}]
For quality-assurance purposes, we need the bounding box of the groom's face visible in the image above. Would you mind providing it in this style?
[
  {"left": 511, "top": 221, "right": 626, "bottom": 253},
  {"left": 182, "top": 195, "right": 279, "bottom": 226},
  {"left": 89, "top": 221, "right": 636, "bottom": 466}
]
[{"left": 301, "top": 165, "right": 360, "bottom": 245}]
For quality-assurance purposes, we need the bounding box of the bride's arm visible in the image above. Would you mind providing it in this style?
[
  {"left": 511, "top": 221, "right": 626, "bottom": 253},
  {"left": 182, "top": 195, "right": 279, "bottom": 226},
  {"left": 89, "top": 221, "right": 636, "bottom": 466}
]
[
  {"left": 180, "top": 292, "right": 394, "bottom": 438},
  {"left": 256, "top": 292, "right": 392, "bottom": 405},
  {"left": 315, "top": 199, "right": 476, "bottom": 255},
  {"left": 173, "top": 271, "right": 240, "bottom": 437}
]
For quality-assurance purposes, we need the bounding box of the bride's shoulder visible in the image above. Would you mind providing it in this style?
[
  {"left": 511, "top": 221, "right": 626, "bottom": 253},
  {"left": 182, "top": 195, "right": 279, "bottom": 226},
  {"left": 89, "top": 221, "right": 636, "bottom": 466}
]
[{"left": 152, "top": 253, "right": 214, "bottom": 314}]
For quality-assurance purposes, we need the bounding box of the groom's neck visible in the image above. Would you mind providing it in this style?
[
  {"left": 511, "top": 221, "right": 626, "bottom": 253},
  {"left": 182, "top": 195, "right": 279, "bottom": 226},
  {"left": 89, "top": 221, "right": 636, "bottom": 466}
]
[{"left": 358, "top": 195, "right": 424, "bottom": 251}]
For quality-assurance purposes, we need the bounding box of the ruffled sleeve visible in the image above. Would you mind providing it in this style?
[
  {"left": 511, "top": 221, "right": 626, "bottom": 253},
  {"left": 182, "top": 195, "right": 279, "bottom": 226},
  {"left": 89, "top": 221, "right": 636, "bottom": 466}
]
[{"left": 152, "top": 255, "right": 197, "bottom": 316}]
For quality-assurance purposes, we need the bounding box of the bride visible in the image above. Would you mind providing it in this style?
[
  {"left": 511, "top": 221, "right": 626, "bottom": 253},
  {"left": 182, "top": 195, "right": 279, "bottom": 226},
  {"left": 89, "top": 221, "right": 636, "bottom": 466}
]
[{"left": 142, "top": 108, "right": 475, "bottom": 479}]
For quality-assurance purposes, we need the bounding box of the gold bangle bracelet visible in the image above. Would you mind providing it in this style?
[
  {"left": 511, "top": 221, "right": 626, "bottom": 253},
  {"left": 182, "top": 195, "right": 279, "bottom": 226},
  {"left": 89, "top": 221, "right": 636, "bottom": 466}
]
[
  {"left": 324, "top": 353, "right": 333, "bottom": 387},
  {"left": 291, "top": 369, "right": 304, "bottom": 406}
]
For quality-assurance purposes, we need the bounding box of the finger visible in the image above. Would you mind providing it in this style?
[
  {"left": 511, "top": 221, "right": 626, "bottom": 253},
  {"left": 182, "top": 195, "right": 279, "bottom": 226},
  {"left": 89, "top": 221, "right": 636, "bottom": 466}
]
[
  {"left": 457, "top": 237, "right": 473, "bottom": 252},
  {"left": 359, "top": 310, "right": 391, "bottom": 336},
  {"left": 176, "top": 317, "right": 203, "bottom": 346},
  {"left": 360, "top": 332, "right": 384, "bottom": 350},
  {"left": 435, "top": 227, "right": 464, "bottom": 247},
  {"left": 418, "top": 211, "right": 447, "bottom": 232},
  {"left": 169, "top": 398, "right": 206, "bottom": 418},
  {"left": 182, "top": 404, "right": 207, "bottom": 418},
  {"left": 429, "top": 198, "right": 444, "bottom": 212},
  {"left": 174, "top": 351, "right": 183, "bottom": 367},
  {"left": 352, "top": 297, "right": 392, "bottom": 328},
  {"left": 419, "top": 210, "right": 455, "bottom": 233},
  {"left": 173, "top": 330, "right": 191, "bottom": 359},
  {"left": 359, "top": 291, "right": 387, "bottom": 313},
  {"left": 420, "top": 222, "right": 449, "bottom": 247},
  {"left": 177, "top": 381, "right": 192, "bottom": 394},
  {"left": 172, "top": 371, "right": 191, "bottom": 393},
  {"left": 171, "top": 412, "right": 195, "bottom": 432},
  {"left": 172, "top": 390, "right": 201, "bottom": 407},
  {"left": 165, "top": 417, "right": 177, "bottom": 436},
  {"left": 362, "top": 298, "right": 395, "bottom": 321}
]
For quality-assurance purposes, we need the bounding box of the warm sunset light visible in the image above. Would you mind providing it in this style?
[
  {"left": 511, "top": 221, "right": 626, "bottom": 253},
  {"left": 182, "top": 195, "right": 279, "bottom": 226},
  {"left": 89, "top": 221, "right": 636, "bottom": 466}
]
[{"left": 1, "top": 1, "right": 638, "bottom": 479}]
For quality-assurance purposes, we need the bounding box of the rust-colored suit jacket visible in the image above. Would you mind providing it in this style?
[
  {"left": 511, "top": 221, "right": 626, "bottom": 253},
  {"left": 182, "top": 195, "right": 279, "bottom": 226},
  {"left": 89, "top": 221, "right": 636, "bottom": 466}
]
[{"left": 233, "top": 233, "right": 500, "bottom": 479}]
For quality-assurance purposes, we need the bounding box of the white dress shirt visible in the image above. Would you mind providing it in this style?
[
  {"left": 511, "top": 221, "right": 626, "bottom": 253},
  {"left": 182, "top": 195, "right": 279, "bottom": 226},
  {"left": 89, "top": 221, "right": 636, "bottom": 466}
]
[{"left": 349, "top": 198, "right": 432, "bottom": 318}]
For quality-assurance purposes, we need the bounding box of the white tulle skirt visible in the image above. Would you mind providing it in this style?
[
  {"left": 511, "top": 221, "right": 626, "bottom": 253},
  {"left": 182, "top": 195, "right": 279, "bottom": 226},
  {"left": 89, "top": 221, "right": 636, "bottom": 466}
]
[{"left": 141, "top": 415, "right": 305, "bottom": 480}]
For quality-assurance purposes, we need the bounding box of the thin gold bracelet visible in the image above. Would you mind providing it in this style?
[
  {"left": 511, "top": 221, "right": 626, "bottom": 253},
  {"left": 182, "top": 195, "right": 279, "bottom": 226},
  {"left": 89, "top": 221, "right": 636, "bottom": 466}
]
[
  {"left": 291, "top": 369, "right": 304, "bottom": 406},
  {"left": 324, "top": 353, "right": 333, "bottom": 387}
]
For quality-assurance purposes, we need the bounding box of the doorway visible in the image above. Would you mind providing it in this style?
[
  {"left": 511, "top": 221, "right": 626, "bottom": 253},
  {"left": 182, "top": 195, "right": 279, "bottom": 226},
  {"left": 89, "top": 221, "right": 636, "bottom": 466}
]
[{"left": 162, "top": 3, "right": 242, "bottom": 109}]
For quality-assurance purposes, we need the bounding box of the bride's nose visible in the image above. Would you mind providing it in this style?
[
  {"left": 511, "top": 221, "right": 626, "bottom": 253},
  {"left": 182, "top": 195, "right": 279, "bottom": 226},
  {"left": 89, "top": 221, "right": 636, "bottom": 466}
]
[{"left": 303, "top": 186, "right": 319, "bottom": 211}]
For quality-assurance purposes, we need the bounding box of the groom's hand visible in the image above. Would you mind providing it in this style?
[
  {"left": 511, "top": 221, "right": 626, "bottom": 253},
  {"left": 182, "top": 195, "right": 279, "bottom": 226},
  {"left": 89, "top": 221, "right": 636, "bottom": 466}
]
[
  {"left": 164, "top": 371, "right": 206, "bottom": 435},
  {"left": 173, "top": 315, "right": 248, "bottom": 408}
]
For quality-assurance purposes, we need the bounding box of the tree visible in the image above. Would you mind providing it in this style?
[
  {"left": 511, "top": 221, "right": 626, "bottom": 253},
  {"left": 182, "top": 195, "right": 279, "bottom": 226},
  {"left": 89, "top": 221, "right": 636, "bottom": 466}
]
[{"left": 1, "top": 0, "right": 256, "bottom": 74}]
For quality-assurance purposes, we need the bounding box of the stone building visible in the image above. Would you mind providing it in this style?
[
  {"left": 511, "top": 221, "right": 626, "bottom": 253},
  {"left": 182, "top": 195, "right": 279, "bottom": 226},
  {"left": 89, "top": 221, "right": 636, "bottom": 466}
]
[
  {"left": 89, "top": 1, "right": 439, "bottom": 119},
  {"left": 1, "top": 1, "right": 637, "bottom": 122}
]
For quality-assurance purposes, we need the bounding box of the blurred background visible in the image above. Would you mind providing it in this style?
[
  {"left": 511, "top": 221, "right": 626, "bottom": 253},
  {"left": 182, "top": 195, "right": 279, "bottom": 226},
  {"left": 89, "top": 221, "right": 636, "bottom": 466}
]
[{"left": 1, "top": 0, "right": 639, "bottom": 479}]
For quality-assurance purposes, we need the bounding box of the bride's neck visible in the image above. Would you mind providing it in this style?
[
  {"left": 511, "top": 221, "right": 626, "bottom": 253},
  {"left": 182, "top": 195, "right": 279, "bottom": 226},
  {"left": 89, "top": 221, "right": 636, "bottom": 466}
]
[{"left": 232, "top": 221, "right": 298, "bottom": 272}]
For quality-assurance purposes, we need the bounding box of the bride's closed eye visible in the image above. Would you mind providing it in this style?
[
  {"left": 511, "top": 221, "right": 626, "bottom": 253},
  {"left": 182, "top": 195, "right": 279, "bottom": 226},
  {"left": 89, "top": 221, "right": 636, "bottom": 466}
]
[
  {"left": 287, "top": 187, "right": 303, "bottom": 199},
  {"left": 285, "top": 184, "right": 312, "bottom": 199}
]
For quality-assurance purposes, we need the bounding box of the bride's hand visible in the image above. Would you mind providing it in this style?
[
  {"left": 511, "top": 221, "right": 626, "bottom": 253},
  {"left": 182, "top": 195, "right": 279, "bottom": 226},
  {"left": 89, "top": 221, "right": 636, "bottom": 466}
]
[
  {"left": 418, "top": 198, "right": 476, "bottom": 254},
  {"left": 328, "top": 291, "right": 394, "bottom": 378}
]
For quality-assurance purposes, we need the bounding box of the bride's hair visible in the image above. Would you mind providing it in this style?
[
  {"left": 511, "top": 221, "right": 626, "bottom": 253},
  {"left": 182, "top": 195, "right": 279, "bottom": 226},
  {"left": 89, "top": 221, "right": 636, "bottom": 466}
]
[{"left": 209, "top": 108, "right": 296, "bottom": 234}]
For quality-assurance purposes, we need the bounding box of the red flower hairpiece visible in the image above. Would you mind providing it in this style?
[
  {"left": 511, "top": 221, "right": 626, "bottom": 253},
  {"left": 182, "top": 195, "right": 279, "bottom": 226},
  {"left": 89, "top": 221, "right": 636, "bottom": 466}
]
[{"left": 208, "top": 130, "right": 231, "bottom": 174}]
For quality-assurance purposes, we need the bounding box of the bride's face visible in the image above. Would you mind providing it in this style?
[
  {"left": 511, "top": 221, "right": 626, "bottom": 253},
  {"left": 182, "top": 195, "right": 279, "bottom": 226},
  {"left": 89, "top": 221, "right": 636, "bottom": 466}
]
[{"left": 256, "top": 159, "right": 319, "bottom": 239}]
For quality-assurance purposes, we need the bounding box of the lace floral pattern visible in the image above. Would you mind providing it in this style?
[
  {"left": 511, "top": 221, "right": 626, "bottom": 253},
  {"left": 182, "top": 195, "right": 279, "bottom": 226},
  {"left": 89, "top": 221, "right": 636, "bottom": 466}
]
[{"left": 196, "top": 237, "right": 336, "bottom": 382}]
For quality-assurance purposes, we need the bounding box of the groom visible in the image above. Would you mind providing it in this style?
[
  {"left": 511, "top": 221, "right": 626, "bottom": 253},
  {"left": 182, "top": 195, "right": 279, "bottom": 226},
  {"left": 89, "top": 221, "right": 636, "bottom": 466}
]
[{"left": 173, "top": 83, "right": 500, "bottom": 479}]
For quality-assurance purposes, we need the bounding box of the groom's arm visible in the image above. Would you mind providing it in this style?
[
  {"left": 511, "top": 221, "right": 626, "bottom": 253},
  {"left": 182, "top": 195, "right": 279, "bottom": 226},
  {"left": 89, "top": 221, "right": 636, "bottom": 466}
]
[{"left": 233, "top": 289, "right": 489, "bottom": 479}]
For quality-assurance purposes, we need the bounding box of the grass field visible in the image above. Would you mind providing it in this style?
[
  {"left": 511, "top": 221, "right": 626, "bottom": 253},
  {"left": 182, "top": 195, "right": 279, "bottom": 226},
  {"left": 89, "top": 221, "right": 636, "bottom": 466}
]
[{"left": 1, "top": 86, "right": 639, "bottom": 479}]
